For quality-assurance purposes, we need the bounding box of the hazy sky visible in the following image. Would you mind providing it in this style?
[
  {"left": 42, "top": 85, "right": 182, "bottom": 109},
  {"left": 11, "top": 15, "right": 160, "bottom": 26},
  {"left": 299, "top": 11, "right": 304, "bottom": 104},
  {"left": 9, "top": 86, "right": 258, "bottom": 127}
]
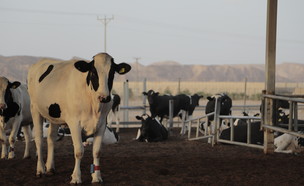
[{"left": 0, "top": 0, "right": 303, "bottom": 65}]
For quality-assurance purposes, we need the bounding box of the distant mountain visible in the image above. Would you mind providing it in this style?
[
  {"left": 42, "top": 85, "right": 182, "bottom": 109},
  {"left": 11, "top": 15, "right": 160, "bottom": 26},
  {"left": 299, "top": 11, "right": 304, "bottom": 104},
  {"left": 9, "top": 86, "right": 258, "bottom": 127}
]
[{"left": 0, "top": 55, "right": 303, "bottom": 83}]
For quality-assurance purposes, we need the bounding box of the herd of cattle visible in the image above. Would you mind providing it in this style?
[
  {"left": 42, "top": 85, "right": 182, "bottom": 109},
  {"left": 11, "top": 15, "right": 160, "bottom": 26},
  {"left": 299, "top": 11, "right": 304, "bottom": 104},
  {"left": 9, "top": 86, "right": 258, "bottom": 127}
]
[{"left": 0, "top": 52, "right": 303, "bottom": 184}]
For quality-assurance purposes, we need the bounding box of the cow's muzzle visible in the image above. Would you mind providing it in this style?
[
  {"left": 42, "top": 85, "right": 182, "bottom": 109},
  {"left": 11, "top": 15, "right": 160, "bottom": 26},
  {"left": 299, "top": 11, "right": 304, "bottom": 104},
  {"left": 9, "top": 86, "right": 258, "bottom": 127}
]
[
  {"left": 0, "top": 103, "right": 6, "bottom": 110},
  {"left": 99, "top": 96, "right": 111, "bottom": 103}
]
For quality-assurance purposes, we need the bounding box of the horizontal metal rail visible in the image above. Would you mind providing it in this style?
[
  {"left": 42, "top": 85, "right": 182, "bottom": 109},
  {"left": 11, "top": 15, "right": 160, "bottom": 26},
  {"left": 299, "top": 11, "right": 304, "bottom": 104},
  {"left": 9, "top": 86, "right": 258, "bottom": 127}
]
[
  {"left": 217, "top": 139, "right": 263, "bottom": 149},
  {"left": 262, "top": 125, "right": 304, "bottom": 138},
  {"left": 263, "top": 94, "right": 304, "bottom": 103}
]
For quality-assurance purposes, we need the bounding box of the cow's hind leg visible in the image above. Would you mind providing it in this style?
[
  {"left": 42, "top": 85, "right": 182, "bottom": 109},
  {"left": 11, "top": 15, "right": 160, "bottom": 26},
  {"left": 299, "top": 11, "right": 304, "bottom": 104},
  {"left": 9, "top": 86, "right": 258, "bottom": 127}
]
[
  {"left": 22, "top": 125, "right": 32, "bottom": 159},
  {"left": 91, "top": 123, "right": 106, "bottom": 183},
  {"left": 180, "top": 110, "right": 187, "bottom": 135},
  {"left": 32, "top": 108, "right": 45, "bottom": 177},
  {"left": 68, "top": 122, "right": 83, "bottom": 184},
  {"left": 45, "top": 123, "right": 58, "bottom": 175}
]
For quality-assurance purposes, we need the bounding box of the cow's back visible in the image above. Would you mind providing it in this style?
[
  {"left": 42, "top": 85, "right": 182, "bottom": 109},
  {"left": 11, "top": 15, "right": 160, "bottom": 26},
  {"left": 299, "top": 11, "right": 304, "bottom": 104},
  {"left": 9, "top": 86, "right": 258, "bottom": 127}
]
[{"left": 27, "top": 58, "right": 89, "bottom": 123}]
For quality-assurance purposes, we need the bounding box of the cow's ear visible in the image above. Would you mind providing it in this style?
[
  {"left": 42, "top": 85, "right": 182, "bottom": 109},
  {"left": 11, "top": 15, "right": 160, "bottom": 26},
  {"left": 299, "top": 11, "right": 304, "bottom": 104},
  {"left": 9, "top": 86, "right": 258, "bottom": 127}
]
[
  {"left": 74, "top": 60, "right": 91, "bottom": 73},
  {"left": 9, "top": 81, "right": 21, "bottom": 89},
  {"left": 115, "top": 63, "right": 131, "bottom": 75},
  {"left": 155, "top": 92, "right": 159, "bottom": 96},
  {"left": 207, "top": 96, "right": 213, "bottom": 101},
  {"left": 143, "top": 92, "right": 148, "bottom": 96},
  {"left": 136, "top": 116, "right": 142, "bottom": 120}
]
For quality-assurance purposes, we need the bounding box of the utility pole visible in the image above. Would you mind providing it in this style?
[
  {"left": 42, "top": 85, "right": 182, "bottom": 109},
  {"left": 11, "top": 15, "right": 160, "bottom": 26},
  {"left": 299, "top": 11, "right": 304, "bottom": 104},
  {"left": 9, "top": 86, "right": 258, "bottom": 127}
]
[
  {"left": 134, "top": 57, "right": 141, "bottom": 95},
  {"left": 134, "top": 57, "right": 141, "bottom": 82},
  {"left": 97, "top": 15, "right": 114, "bottom": 52}
]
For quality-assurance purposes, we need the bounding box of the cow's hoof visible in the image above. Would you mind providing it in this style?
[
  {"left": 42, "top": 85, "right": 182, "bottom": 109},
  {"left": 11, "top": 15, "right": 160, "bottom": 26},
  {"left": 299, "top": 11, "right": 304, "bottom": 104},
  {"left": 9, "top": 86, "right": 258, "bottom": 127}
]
[
  {"left": 23, "top": 155, "right": 31, "bottom": 159},
  {"left": 92, "top": 176, "right": 103, "bottom": 184},
  {"left": 70, "top": 180, "right": 82, "bottom": 184},
  {"left": 70, "top": 176, "right": 82, "bottom": 184},
  {"left": 36, "top": 173, "right": 44, "bottom": 178},
  {"left": 46, "top": 169, "right": 56, "bottom": 176}
]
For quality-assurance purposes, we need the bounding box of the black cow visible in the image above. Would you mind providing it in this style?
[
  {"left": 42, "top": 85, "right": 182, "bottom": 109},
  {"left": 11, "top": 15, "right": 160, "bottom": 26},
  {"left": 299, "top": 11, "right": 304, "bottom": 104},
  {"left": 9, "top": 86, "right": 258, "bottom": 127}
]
[
  {"left": 135, "top": 114, "right": 168, "bottom": 142},
  {"left": 143, "top": 90, "right": 203, "bottom": 134}
]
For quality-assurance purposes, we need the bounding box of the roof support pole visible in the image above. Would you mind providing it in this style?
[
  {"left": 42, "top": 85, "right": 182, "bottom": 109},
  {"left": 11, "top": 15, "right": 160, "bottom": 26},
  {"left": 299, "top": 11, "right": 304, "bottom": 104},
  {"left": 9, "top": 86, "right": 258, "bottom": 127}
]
[{"left": 263, "top": 0, "right": 278, "bottom": 154}]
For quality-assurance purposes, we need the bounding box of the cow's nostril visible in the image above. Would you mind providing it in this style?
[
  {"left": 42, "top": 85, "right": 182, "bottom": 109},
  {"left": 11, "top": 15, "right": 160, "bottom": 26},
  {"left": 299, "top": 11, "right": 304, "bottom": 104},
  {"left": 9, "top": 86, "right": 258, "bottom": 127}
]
[{"left": 99, "top": 96, "right": 111, "bottom": 103}]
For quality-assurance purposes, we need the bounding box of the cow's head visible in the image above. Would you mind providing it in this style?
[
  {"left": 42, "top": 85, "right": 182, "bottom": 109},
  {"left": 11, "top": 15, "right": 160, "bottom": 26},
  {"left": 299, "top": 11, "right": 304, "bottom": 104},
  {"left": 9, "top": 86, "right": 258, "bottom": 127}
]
[
  {"left": 206, "top": 93, "right": 232, "bottom": 115},
  {"left": 190, "top": 94, "right": 203, "bottom": 106},
  {"left": 74, "top": 53, "right": 131, "bottom": 103},
  {"left": 136, "top": 114, "right": 154, "bottom": 137},
  {"left": 143, "top": 90, "right": 159, "bottom": 105},
  {"left": 0, "top": 77, "right": 20, "bottom": 128}
]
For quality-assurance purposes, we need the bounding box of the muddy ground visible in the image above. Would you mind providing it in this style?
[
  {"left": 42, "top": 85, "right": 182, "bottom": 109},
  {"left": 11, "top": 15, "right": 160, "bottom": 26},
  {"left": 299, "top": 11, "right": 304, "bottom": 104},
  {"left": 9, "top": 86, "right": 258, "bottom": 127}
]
[{"left": 1, "top": 128, "right": 304, "bottom": 186}]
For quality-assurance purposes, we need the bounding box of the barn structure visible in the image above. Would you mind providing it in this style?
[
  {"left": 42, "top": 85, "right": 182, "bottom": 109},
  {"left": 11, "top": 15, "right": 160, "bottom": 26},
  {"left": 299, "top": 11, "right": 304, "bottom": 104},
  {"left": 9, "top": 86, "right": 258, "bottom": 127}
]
[{"left": 262, "top": 0, "right": 304, "bottom": 154}]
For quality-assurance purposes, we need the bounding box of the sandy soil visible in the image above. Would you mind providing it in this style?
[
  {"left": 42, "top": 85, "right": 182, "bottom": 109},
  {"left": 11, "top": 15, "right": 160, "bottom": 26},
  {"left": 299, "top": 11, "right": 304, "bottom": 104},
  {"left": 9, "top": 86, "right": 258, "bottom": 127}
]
[{"left": 1, "top": 128, "right": 304, "bottom": 186}]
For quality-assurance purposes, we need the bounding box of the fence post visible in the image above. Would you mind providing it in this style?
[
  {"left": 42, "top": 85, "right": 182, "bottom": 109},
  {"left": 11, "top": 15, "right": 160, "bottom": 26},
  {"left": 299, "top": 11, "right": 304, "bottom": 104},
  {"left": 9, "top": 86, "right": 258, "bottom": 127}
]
[
  {"left": 142, "top": 78, "right": 147, "bottom": 115},
  {"left": 214, "top": 97, "right": 221, "bottom": 144},
  {"left": 123, "top": 80, "right": 129, "bottom": 124},
  {"left": 288, "top": 101, "right": 293, "bottom": 131},
  {"left": 294, "top": 102, "right": 298, "bottom": 131},
  {"left": 169, "top": 99, "right": 174, "bottom": 135}
]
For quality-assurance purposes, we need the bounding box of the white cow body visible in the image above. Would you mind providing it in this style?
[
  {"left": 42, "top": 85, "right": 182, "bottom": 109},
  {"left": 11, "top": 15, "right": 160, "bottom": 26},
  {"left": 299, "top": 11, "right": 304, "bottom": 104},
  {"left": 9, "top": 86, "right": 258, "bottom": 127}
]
[
  {"left": 274, "top": 133, "right": 303, "bottom": 154},
  {"left": 27, "top": 53, "right": 130, "bottom": 183},
  {"left": 0, "top": 77, "right": 32, "bottom": 159}
]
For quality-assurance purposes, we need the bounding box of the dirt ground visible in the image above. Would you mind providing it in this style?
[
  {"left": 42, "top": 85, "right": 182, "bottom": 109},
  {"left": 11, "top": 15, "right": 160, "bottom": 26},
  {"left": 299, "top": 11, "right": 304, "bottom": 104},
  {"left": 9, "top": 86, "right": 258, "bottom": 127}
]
[{"left": 1, "top": 128, "right": 304, "bottom": 186}]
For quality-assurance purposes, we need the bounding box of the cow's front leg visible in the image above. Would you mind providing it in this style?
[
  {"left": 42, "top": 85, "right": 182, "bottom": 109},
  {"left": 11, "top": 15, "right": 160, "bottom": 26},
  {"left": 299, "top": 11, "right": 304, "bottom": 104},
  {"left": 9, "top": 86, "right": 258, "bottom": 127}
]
[
  {"left": 8, "top": 121, "right": 21, "bottom": 159},
  {"left": 91, "top": 123, "right": 106, "bottom": 183},
  {"left": 46, "top": 123, "right": 58, "bottom": 175},
  {"left": 69, "top": 123, "right": 83, "bottom": 184},
  {"left": 0, "top": 127, "right": 7, "bottom": 159}
]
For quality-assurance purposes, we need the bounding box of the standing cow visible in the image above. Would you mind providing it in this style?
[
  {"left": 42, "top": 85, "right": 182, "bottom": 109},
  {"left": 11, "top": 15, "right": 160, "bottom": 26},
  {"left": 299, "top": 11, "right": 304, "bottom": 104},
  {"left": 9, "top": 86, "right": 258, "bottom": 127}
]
[
  {"left": 0, "top": 77, "right": 32, "bottom": 159},
  {"left": 143, "top": 90, "right": 203, "bottom": 135},
  {"left": 27, "top": 53, "right": 131, "bottom": 184}
]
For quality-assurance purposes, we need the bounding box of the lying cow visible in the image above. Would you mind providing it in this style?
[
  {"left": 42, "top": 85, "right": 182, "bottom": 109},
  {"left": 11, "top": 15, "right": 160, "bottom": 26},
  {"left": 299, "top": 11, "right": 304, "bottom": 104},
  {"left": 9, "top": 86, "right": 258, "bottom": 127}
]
[
  {"left": 27, "top": 53, "right": 131, "bottom": 184},
  {"left": 274, "top": 132, "right": 304, "bottom": 154},
  {"left": 83, "top": 126, "right": 119, "bottom": 146},
  {"left": 107, "top": 94, "right": 121, "bottom": 132},
  {"left": 219, "top": 121, "right": 264, "bottom": 145},
  {"left": 0, "top": 77, "right": 32, "bottom": 159},
  {"left": 44, "top": 122, "right": 119, "bottom": 145},
  {"left": 135, "top": 114, "right": 168, "bottom": 142}
]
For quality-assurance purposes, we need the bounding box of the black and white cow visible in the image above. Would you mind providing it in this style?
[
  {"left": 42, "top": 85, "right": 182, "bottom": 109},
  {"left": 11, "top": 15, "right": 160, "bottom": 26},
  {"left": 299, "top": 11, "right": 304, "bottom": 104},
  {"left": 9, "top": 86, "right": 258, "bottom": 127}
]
[
  {"left": 0, "top": 77, "right": 32, "bottom": 159},
  {"left": 27, "top": 53, "right": 131, "bottom": 184},
  {"left": 205, "top": 93, "right": 232, "bottom": 125},
  {"left": 143, "top": 90, "right": 203, "bottom": 135},
  {"left": 274, "top": 131, "right": 304, "bottom": 154},
  {"left": 202, "top": 93, "right": 232, "bottom": 137},
  {"left": 135, "top": 114, "right": 168, "bottom": 142},
  {"left": 107, "top": 94, "right": 121, "bottom": 132}
]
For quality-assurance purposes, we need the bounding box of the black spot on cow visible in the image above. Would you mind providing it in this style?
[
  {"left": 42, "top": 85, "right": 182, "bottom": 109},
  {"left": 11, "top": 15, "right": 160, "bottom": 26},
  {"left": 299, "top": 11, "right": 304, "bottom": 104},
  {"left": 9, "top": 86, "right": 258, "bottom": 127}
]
[
  {"left": 86, "top": 61, "right": 99, "bottom": 91},
  {"left": 74, "top": 60, "right": 99, "bottom": 91},
  {"left": 2, "top": 86, "right": 20, "bottom": 122},
  {"left": 49, "top": 103, "right": 61, "bottom": 118},
  {"left": 39, "top": 65, "right": 54, "bottom": 83}
]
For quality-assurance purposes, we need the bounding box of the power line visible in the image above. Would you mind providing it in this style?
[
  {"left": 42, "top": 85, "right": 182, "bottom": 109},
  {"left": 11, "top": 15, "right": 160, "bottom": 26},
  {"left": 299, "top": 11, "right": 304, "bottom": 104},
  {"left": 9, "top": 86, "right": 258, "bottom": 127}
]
[{"left": 97, "top": 15, "right": 114, "bottom": 52}]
